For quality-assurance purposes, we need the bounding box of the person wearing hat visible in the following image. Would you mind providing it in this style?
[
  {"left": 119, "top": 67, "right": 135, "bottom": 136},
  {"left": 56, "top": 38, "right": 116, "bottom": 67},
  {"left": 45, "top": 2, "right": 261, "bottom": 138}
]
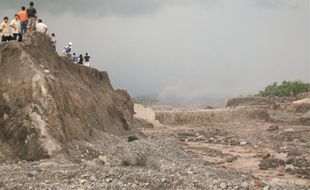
[{"left": 63, "top": 42, "right": 73, "bottom": 58}]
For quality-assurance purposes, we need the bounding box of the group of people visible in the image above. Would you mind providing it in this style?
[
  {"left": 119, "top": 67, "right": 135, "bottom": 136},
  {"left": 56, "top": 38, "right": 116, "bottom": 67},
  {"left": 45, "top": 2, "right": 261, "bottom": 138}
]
[
  {"left": 0, "top": 2, "right": 92, "bottom": 68},
  {"left": 63, "top": 42, "right": 91, "bottom": 67},
  {"left": 0, "top": 2, "right": 49, "bottom": 42},
  {"left": 72, "top": 52, "right": 91, "bottom": 67}
]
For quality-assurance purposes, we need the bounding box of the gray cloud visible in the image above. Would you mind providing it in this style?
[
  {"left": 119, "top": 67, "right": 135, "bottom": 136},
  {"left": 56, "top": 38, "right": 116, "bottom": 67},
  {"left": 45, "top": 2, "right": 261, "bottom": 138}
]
[
  {"left": 0, "top": 0, "right": 219, "bottom": 17},
  {"left": 0, "top": 0, "right": 309, "bottom": 106},
  {"left": 253, "top": 0, "right": 301, "bottom": 9},
  {"left": 0, "top": 0, "right": 304, "bottom": 16}
]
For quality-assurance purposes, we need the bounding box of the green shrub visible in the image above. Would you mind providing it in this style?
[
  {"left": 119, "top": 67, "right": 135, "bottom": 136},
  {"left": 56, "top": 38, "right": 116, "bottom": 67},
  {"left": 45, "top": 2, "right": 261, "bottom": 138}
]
[
  {"left": 258, "top": 81, "right": 310, "bottom": 97},
  {"left": 133, "top": 98, "right": 159, "bottom": 106}
]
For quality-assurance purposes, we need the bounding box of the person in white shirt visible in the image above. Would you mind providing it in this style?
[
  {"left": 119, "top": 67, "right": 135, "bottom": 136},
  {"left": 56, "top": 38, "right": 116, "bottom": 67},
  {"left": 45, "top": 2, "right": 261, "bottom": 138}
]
[
  {"left": 10, "top": 14, "right": 22, "bottom": 42},
  {"left": 0, "top": 17, "right": 12, "bottom": 42},
  {"left": 36, "top": 19, "right": 48, "bottom": 33}
]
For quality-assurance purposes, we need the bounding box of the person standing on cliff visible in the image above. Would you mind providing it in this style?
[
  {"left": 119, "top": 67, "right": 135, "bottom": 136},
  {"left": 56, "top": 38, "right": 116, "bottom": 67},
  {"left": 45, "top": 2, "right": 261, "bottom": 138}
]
[
  {"left": 63, "top": 42, "right": 73, "bottom": 58},
  {"left": 84, "top": 53, "right": 91, "bottom": 67},
  {"left": 26, "top": 2, "right": 37, "bottom": 32},
  {"left": 50, "top": 33, "right": 56, "bottom": 51},
  {"left": 0, "top": 17, "right": 12, "bottom": 42},
  {"left": 72, "top": 53, "right": 78, "bottom": 64},
  {"left": 10, "top": 14, "right": 22, "bottom": 42},
  {"left": 78, "top": 54, "right": 84, "bottom": 65},
  {"left": 18, "top": 6, "right": 28, "bottom": 34}
]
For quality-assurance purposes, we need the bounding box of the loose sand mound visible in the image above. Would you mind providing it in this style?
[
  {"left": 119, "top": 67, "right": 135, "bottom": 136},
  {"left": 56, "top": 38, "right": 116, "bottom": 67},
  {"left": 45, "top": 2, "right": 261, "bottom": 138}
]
[
  {"left": 293, "top": 98, "right": 310, "bottom": 113},
  {"left": 134, "top": 104, "right": 161, "bottom": 127}
]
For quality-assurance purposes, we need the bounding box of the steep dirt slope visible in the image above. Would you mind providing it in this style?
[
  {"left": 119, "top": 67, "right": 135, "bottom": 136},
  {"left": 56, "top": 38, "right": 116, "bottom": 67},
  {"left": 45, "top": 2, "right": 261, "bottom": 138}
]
[{"left": 0, "top": 32, "right": 134, "bottom": 161}]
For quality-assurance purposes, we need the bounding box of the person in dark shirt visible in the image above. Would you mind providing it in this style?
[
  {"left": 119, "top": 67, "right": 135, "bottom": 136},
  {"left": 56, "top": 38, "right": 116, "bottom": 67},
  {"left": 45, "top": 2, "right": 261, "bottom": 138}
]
[
  {"left": 26, "top": 2, "right": 37, "bottom": 32},
  {"left": 84, "top": 53, "right": 91, "bottom": 67},
  {"left": 78, "top": 54, "right": 84, "bottom": 65}
]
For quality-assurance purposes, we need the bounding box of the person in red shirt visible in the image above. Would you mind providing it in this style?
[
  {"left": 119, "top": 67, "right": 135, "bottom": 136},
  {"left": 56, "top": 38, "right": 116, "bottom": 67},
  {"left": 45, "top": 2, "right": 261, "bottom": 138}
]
[{"left": 18, "top": 6, "right": 27, "bottom": 34}]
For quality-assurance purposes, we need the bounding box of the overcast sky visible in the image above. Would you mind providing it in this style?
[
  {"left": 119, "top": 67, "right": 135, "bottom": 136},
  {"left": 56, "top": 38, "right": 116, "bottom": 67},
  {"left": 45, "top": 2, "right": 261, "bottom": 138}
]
[{"left": 1, "top": 0, "right": 309, "bottom": 105}]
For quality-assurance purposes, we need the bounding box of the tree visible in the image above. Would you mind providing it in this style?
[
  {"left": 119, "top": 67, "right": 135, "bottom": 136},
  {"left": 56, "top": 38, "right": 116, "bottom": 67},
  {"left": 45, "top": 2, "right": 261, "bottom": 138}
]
[{"left": 258, "top": 81, "right": 310, "bottom": 97}]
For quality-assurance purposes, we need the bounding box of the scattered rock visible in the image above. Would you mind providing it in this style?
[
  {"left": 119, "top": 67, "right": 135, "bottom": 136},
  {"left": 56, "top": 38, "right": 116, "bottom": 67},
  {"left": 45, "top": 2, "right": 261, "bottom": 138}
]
[
  {"left": 27, "top": 171, "right": 37, "bottom": 177},
  {"left": 226, "top": 156, "right": 238, "bottom": 163},
  {"left": 241, "top": 181, "right": 249, "bottom": 188},
  {"left": 128, "top": 136, "right": 139, "bottom": 142},
  {"left": 259, "top": 158, "right": 285, "bottom": 170},
  {"left": 90, "top": 176, "right": 96, "bottom": 182},
  {"left": 284, "top": 128, "right": 295, "bottom": 133},
  {"left": 3, "top": 113, "right": 8, "bottom": 121},
  {"left": 263, "top": 186, "right": 270, "bottom": 190},
  {"left": 229, "top": 138, "right": 240, "bottom": 146},
  {"left": 267, "top": 125, "right": 279, "bottom": 132},
  {"left": 219, "top": 182, "right": 227, "bottom": 189},
  {"left": 96, "top": 156, "right": 107, "bottom": 165}
]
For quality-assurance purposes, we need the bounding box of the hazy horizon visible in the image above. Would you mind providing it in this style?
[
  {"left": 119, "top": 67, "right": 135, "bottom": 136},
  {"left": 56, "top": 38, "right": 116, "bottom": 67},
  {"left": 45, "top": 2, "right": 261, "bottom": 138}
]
[{"left": 1, "top": 0, "right": 309, "bottom": 105}]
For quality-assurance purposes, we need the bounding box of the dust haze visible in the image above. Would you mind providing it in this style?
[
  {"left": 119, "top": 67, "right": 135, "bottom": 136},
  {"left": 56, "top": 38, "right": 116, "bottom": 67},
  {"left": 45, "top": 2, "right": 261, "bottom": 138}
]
[{"left": 1, "top": 0, "right": 309, "bottom": 105}]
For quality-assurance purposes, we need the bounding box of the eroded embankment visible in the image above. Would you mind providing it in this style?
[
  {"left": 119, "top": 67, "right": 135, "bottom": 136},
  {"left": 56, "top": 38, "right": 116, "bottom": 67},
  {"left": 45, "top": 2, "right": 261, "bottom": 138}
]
[{"left": 155, "top": 108, "right": 272, "bottom": 125}]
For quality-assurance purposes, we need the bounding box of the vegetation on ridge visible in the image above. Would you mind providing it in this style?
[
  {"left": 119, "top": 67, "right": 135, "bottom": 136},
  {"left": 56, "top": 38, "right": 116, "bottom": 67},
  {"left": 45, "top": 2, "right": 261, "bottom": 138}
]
[
  {"left": 133, "top": 97, "right": 159, "bottom": 106},
  {"left": 258, "top": 80, "right": 310, "bottom": 97}
]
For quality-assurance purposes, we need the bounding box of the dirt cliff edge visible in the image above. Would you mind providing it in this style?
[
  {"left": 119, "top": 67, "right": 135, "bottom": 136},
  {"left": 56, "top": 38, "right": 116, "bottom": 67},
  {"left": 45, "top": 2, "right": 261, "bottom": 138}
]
[{"left": 0, "top": 32, "right": 134, "bottom": 161}]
